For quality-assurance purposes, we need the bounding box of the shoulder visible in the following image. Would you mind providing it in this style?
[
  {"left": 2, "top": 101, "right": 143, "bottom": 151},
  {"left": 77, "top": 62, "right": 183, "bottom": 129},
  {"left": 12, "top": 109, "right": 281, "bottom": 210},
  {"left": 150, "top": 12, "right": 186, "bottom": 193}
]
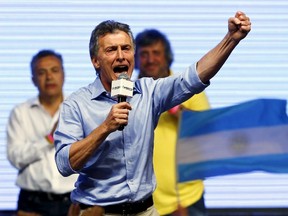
[
  {"left": 64, "top": 83, "right": 93, "bottom": 104},
  {"left": 134, "top": 77, "right": 157, "bottom": 93},
  {"left": 12, "top": 96, "right": 38, "bottom": 111},
  {"left": 66, "top": 86, "right": 89, "bottom": 100},
  {"left": 8, "top": 96, "right": 38, "bottom": 119}
]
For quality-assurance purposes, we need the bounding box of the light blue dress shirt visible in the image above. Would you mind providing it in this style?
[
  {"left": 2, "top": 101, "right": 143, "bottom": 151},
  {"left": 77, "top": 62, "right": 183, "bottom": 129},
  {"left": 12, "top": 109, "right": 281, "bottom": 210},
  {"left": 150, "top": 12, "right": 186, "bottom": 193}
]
[{"left": 54, "top": 63, "right": 208, "bottom": 206}]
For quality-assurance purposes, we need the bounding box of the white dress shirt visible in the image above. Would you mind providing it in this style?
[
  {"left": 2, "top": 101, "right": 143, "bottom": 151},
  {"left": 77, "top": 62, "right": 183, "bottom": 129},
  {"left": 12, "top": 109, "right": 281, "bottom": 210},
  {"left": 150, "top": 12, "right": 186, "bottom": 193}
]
[{"left": 7, "top": 96, "right": 78, "bottom": 194}]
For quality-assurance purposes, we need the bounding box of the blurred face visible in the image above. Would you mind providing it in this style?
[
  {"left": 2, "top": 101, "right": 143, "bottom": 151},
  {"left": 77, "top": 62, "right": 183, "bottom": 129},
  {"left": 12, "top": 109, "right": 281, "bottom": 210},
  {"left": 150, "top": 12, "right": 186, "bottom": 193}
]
[
  {"left": 91, "top": 30, "right": 135, "bottom": 92},
  {"left": 32, "top": 55, "right": 64, "bottom": 99},
  {"left": 136, "top": 41, "right": 169, "bottom": 79}
]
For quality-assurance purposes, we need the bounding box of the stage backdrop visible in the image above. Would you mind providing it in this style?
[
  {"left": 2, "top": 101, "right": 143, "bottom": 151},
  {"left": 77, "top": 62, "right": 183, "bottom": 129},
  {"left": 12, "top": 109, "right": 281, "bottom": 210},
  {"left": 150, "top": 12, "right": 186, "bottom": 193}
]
[{"left": 0, "top": 0, "right": 288, "bottom": 210}]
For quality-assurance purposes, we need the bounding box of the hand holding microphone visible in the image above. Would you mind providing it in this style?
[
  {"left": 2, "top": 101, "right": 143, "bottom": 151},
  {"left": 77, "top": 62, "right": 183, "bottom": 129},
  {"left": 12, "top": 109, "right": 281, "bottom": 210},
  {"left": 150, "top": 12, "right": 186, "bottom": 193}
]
[{"left": 111, "top": 73, "right": 134, "bottom": 130}]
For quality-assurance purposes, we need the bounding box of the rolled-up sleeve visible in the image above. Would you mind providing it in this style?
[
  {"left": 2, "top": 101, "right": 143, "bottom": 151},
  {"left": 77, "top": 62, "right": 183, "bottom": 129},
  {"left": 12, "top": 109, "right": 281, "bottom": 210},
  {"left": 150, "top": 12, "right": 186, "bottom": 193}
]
[
  {"left": 54, "top": 101, "right": 81, "bottom": 177},
  {"left": 54, "top": 140, "right": 76, "bottom": 177},
  {"left": 153, "top": 63, "right": 209, "bottom": 115},
  {"left": 181, "top": 63, "right": 209, "bottom": 94}
]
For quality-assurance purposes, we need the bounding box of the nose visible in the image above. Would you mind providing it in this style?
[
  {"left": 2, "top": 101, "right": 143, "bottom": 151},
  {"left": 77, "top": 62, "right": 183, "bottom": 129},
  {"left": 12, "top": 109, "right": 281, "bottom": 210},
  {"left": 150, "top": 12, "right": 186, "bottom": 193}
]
[
  {"left": 116, "top": 47, "right": 124, "bottom": 61},
  {"left": 147, "top": 54, "right": 154, "bottom": 63},
  {"left": 46, "top": 70, "right": 53, "bottom": 80}
]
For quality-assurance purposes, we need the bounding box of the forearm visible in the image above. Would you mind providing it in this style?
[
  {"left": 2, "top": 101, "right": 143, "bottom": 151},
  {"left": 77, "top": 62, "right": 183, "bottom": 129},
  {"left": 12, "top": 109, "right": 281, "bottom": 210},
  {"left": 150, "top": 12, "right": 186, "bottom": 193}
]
[
  {"left": 55, "top": 101, "right": 131, "bottom": 175},
  {"left": 196, "top": 33, "right": 239, "bottom": 83},
  {"left": 197, "top": 11, "right": 251, "bottom": 83},
  {"left": 7, "top": 138, "right": 50, "bottom": 170},
  {"left": 69, "top": 123, "right": 110, "bottom": 171},
  {"left": 6, "top": 113, "right": 51, "bottom": 169}
]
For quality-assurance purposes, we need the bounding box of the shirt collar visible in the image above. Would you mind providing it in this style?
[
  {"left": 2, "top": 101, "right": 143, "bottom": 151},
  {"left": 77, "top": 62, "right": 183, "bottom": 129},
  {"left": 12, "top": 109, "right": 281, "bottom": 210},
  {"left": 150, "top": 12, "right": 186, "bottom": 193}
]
[
  {"left": 133, "top": 80, "right": 142, "bottom": 95},
  {"left": 29, "top": 94, "right": 67, "bottom": 108},
  {"left": 90, "top": 77, "right": 108, "bottom": 100},
  {"left": 29, "top": 96, "right": 41, "bottom": 108}
]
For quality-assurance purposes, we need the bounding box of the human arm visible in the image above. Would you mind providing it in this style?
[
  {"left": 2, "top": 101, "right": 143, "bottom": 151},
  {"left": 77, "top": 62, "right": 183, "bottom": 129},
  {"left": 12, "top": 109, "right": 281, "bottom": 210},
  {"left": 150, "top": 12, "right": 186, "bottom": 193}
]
[
  {"left": 56, "top": 101, "right": 132, "bottom": 173},
  {"left": 6, "top": 106, "right": 53, "bottom": 170},
  {"left": 197, "top": 11, "right": 251, "bottom": 83}
]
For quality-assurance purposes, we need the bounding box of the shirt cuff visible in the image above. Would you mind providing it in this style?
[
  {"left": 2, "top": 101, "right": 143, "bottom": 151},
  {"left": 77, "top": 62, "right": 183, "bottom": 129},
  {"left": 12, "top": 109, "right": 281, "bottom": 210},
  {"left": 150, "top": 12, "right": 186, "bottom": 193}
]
[
  {"left": 55, "top": 144, "right": 77, "bottom": 177},
  {"left": 185, "top": 63, "right": 210, "bottom": 94}
]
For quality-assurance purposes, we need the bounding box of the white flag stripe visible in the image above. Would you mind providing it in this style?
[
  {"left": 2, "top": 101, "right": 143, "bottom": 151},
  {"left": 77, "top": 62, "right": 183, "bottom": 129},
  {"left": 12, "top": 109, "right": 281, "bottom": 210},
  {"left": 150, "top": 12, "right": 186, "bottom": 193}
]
[{"left": 177, "top": 125, "right": 288, "bottom": 164}]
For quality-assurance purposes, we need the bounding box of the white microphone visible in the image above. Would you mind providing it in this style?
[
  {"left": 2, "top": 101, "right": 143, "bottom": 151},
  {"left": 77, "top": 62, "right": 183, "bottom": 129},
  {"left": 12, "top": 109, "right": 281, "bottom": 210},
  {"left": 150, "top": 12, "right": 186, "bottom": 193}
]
[{"left": 111, "top": 73, "right": 134, "bottom": 130}]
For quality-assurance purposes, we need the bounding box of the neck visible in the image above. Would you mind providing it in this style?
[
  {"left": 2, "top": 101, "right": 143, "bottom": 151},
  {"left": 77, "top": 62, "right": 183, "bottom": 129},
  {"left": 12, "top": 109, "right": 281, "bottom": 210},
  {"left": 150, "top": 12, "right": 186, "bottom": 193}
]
[{"left": 39, "top": 93, "right": 63, "bottom": 116}]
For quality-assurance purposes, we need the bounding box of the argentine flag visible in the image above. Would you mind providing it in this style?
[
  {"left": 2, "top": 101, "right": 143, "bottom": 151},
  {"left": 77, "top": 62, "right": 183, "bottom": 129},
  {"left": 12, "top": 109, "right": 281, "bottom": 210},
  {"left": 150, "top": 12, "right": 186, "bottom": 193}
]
[{"left": 177, "top": 98, "right": 288, "bottom": 182}]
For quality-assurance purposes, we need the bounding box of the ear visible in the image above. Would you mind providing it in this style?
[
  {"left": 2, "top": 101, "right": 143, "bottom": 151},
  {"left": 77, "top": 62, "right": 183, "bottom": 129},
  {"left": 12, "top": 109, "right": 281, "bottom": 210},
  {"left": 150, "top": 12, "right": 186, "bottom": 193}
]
[{"left": 91, "top": 57, "right": 100, "bottom": 70}]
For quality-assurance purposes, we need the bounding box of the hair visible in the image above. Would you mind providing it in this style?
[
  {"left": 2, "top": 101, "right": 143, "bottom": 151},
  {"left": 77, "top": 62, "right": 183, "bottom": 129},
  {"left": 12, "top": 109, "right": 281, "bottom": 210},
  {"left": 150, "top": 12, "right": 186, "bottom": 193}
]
[
  {"left": 89, "top": 20, "right": 135, "bottom": 60},
  {"left": 135, "top": 29, "right": 174, "bottom": 69},
  {"left": 30, "top": 49, "right": 63, "bottom": 76}
]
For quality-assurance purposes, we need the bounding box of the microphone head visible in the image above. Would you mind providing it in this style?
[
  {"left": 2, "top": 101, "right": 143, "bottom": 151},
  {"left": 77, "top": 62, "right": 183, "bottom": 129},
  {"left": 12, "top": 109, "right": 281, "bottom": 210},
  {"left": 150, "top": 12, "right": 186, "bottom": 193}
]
[
  {"left": 118, "top": 72, "right": 130, "bottom": 80},
  {"left": 111, "top": 72, "right": 133, "bottom": 98}
]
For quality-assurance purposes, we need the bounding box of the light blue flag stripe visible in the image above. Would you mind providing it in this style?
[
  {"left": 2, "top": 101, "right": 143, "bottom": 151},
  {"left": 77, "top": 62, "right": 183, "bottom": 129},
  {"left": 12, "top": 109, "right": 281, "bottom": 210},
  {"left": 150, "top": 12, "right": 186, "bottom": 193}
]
[{"left": 177, "top": 98, "right": 288, "bottom": 182}]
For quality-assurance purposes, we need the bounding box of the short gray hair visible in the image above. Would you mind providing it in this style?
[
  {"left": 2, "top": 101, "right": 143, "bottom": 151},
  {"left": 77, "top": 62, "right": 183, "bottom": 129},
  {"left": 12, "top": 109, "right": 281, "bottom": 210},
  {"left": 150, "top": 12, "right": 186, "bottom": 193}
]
[{"left": 89, "top": 20, "right": 135, "bottom": 59}]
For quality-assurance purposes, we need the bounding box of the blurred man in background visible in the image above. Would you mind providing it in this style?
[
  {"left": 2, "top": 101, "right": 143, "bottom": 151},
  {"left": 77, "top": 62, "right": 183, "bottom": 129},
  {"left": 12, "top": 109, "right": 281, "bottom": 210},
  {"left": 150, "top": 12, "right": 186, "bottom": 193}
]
[
  {"left": 6, "top": 50, "right": 78, "bottom": 216},
  {"left": 135, "top": 29, "right": 210, "bottom": 216}
]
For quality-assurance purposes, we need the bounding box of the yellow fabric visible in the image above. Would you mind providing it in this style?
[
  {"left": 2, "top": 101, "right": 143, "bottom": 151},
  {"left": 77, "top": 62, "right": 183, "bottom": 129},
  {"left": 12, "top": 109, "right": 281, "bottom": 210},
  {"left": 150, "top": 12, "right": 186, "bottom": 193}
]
[{"left": 153, "top": 91, "right": 210, "bottom": 215}]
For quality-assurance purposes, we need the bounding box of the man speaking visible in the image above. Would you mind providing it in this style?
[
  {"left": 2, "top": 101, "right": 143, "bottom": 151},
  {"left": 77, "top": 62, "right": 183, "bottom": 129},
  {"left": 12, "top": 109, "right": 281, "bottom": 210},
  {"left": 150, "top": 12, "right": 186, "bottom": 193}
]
[{"left": 54, "top": 12, "right": 251, "bottom": 215}]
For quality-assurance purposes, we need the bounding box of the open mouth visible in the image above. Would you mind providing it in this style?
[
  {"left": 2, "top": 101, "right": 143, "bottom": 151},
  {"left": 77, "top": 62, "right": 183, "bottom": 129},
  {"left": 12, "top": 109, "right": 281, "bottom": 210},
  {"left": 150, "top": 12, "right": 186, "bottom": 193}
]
[{"left": 113, "top": 65, "right": 128, "bottom": 73}]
